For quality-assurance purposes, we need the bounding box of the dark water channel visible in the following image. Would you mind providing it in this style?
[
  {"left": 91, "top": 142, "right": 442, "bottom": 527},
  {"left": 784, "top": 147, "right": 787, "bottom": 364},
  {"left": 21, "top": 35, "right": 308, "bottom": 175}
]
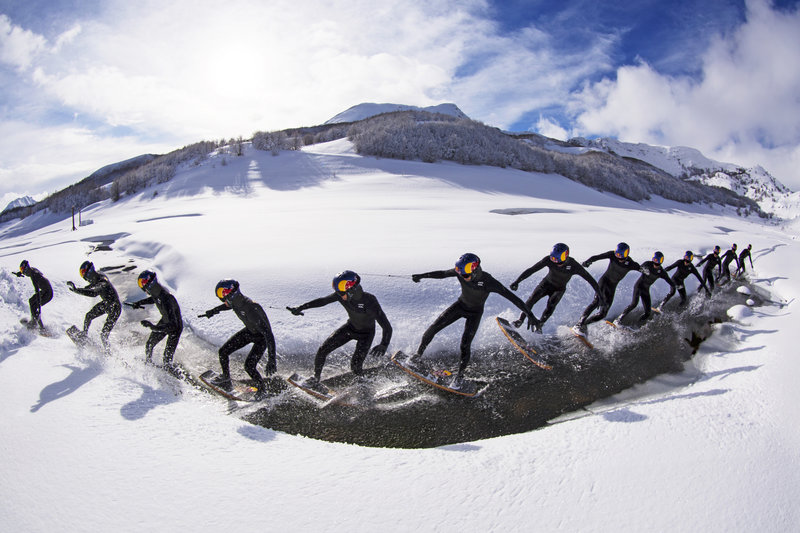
[{"left": 246, "top": 280, "right": 770, "bottom": 448}]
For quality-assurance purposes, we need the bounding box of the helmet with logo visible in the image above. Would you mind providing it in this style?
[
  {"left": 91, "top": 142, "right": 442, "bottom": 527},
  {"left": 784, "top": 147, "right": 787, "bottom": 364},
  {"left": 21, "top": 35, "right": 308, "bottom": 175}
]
[
  {"left": 652, "top": 251, "right": 664, "bottom": 265},
  {"left": 550, "top": 243, "right": 569, "bottom": 264},
  {"left": 79, "top": 261, "right": 95, "bottom": 280},
  {"left": 731, "top": 243, "right": 737, "bottom": 251},
  {"left": 684, "top": 251, "right": 694, "bottom": 262},
  {"left": 137, "top": 270, "right": 157, "bottom": 292},
  {"left": 215, "top": 279, "right": 240, "bottom": 302},
  {"left": 713, "top": 245, "right": 721, "bottom": 254},
  {"left": 332, "top": 270, "right": 361, "bottom": 296},
  {"left": 19, "top": 259, "right": 30, "bottom": 275},
  {"left": 615, "top": 242, "right": 630, "bottom": 259},
  {"left": 454, "top": 253, "right": 481, "bottom": 278}
]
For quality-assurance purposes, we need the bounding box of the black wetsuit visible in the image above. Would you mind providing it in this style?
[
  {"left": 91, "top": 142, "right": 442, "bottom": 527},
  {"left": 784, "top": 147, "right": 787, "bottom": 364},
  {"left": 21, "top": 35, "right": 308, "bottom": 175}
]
[
  {"left": 697, "top": 252, "right": 722, "bottom": 291},
  {"left": 737, "top": 247, "right": 754, "bottom": 274},
  {"left": 511, "top": 256, "right": 601, "bottom": 326},
  {"left": 660, "top": 259, "right": 707, "bottom": 308},
  {"left": 20, "top": 267, "right": 53, "bottom": 327},
  {"left": 617, "top": 261, "right": 674, "bottom": 323},
  {"left": 579, "top": 251, "right": 641, "bottom": 326},
  {"left": 293, "top": 288, "right": 392, "bottom": 381},
  {"left": 70, "top": 271, "right": 121, "bottom": 348},
  {"left": 413, "top": 269, "right": 531, "bottom": 372},
  {"left": 718, "top": 249, "right": 740, "bottom": 284},
  {"left": 411, "top": 269, "right": 533, "bottom": 372},
  {"left": 204, "top": 291, "right": 277, "bottom": 386},
  {"left": 133, "top": 283, "right": 183, "bottom": 365}
]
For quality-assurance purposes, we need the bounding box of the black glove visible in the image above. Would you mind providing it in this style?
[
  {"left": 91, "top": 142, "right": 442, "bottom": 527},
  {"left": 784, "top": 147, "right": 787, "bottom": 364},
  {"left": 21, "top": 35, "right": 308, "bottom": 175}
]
[
  {"left": 510, "top": 281, "right": 519, "bottom": 291},
  {"left": 198, "top": 309, "right": 219, "bottom": 319},
  {"left": 526, "top": 313, "right": 540, "bottom": 332},
  {"left": 581, "top": 260, "right": 590, "bottom": 268},
  {"left": 286, "top": 306, "right": 304, "bottom": 316},
  {"left": 140, "top": 320, "right": 154, "bottom": 329},
  {"left": 369, "top": 344, "right": 387, "bottom": 358},
  {"left": 265, "top": 357, "right": 277, "bottom": 375},
  {"left": 13, "top": 271, "right": 23, "bottom": 278},
  {"left": 411, "top": 274, "right": 422, "bottom": 283},
  {"left": 125, "top": 302, "right": 144, "bottom": 310},
  {"left": 66, "top": 281, "right": 76, "bottom": 291}
]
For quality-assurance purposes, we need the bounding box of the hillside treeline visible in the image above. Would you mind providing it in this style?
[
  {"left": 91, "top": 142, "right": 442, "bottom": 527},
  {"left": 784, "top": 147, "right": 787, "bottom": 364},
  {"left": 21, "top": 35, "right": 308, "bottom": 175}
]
[
  {"left": 348, "top": 112, "right": 761, "bottom": 213},
  {"left": 0, "top": 141, "right": 220, "bottom": 224}
]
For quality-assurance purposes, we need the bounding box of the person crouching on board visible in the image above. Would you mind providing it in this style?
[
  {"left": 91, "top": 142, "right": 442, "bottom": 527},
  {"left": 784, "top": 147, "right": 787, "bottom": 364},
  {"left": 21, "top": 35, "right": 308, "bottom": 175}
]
[
  {"left": 287, "top": 270, "right": 392, "bottom": 385},
  {"left": 14, "top": 260, "right": 53, "bottom": 330},
  {"left": 410, "top": 253, "right": 535, "bottom": 386},
  {"left": 510, "top": 243, "right": 602, "bottom": 332},
  {"left": 613, "top": 252, "right": 675, "bottom": 325},
  {"left": 67, "top": 260, "right": 121, "bottom": 351},
  {"left": 199, "top": 279, "right": 276, "bottom": 400},
  {"left": 126, "top": 270, "right": 183, "bottom": 372}
]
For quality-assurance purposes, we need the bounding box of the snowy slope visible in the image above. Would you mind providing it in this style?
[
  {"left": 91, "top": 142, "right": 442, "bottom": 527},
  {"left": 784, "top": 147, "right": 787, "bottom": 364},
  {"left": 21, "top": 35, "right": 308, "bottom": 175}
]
[
  {"left": 571, "top": 137, "right": 798, "bottom": 218},
  {"left": 325, "top": 102, "right": 468, "bottom": 124},
  {"left": 1, "top": 139, "right": 798, "bottom": 531}
]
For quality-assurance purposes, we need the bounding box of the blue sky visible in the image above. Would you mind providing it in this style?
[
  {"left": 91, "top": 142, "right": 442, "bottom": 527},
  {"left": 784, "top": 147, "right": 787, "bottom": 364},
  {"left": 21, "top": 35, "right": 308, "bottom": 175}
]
[{"left": 1, "top": 0, "right": 799, "bottom": 205}]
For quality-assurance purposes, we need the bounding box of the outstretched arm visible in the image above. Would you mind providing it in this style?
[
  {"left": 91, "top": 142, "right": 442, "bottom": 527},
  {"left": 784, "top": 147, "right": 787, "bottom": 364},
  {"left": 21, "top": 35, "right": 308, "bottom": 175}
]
[
  {"left": 511, "top": 257, "right": 548, "bottom": 288},
  {"left": 198, "top": 303, "right": 228, "bottom": 318},
  {"left": 411, "top": 269, "right": 457, "bottom": 282},
  {"left": 287, "top": 293, "right": 339, "bottom": 315}
]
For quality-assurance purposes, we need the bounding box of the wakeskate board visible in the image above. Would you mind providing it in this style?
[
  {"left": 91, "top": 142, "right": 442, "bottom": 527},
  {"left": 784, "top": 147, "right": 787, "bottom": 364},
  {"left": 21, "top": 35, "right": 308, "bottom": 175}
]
[
  {"left": 390, "top": 351, "right": 480, "bottom": 397},
  {"left": 199, "top": 369, "right": 261, "bottom": 402},
  {"left": 495, "top": 317, "right": 552, "bottom": 370},
  {"left": 286, "top": 373, "right": 338, "bottom": 402}
]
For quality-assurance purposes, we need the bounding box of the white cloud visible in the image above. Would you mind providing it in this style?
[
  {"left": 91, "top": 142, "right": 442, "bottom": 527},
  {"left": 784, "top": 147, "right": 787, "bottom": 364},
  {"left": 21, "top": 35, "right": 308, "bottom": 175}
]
[
  {"left": 0, "top": 14, "right": 47, "bottom": 70},
  {"left": 568, "top": 0, "right": 800, "bottom": 189},
  {"left": 0, "top": 120, "right": 175, "bottom": 196},
  {"left": 535, "top": 116, "right": 569, "bottom": 141}
]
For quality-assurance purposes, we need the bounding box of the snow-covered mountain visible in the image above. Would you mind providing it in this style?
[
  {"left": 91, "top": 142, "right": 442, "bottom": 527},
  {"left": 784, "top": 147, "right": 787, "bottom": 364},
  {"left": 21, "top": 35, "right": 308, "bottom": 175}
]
[
  {"left": 569, "top": 137, "right": 798, "bottom": 219},
  {"left": 2, "top": 195, "right": 36, "bottom": 213},
  {"left": 325, "top": 102, "right": 468, "bottom": 124}
]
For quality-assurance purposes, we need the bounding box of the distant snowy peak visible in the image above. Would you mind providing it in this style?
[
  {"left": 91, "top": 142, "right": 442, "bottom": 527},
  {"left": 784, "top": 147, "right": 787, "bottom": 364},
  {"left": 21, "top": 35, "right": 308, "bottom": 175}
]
[
  {"left": 2, "top": 195, "right": 35, "bottom": 213},
  {"left": 325, "top": 103, "right": 469, "bottom": 124},
  {"left": 571, "top": 137, "right": 796, "bottom": 218}
]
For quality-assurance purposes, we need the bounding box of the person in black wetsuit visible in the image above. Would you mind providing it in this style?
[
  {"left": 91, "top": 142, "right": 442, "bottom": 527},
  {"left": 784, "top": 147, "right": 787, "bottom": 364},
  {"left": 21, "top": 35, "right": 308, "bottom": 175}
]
[
  {"left": 717, "top": 243, "right": 740, "bottom": 285},
  {"left": 510, "top": 243, "right": 602, "bottom": 330},
  {"left": 614, "top": 251, "right": 675, "bottom": 325},
  {"left": 67, "top": 260, "right": 121, "bottom": 350},
  {"left": 736, "top": 244, "right": 754, "bottom": 275},
  {"left": 14, "top": 260, "right": 53, "bottom": 329},
  {"left": 127, "top": 270, "right": 183, "bottom": 369},
  {"left": 287, "top": 270, "right": 391, "bottom": 383},
  {"left": 697, "top": 246, "right": 722, "bottom": 292},
  {"left": 659, "top": 251, "right": 709, "bottom": 309},
  {"left": 410, "top": 253, "right": 536, "bottom": 382},
  {"left": 199, "top": 279, "right": 277, "bottom": 398},
  {"left": 576, "top": 242, "right": 641, "bottom": 334}
]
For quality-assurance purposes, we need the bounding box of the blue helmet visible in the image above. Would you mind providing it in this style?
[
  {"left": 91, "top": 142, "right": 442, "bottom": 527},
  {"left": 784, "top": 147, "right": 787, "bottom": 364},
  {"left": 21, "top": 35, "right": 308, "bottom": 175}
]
[
  {"left": 713, "top": 245, "right": 721, "bottom": 254},
  {"left": 455, "top": 253, "right": 481, "bottom": 277},
  {"left": 333, "top": 270, "right": 361, "bottom": 295},
  {"left": 652, "top": 251, "right": 664, "bottom": 265},
  {"left": 684, "top": 250, "right": 694, "bottom": 262},
  {"left": 550, "top": 243, "right": 569, "bottom": 264},
  {"left": 615, "top": 242, "right": 630, "bottom": 259},
  {"left": 215, "top": 279, "right": 240, "bottom": 302},
  {"left": 79, "top": 260, "right": 95, "bottom": 280},
  {"left": 137, "top": 270, "right": 157, "bottom": 292},
  {"left": 19, "top": 259, "right": 30, "bottom": 274}
]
